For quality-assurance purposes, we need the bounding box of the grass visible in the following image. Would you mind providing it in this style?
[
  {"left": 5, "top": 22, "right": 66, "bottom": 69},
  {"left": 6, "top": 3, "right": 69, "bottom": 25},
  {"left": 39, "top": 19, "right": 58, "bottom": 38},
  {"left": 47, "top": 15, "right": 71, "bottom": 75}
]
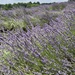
[
  {"left": 3, "top": 19, "right": 27, "bottom": 30},
  {"left": 30, "top": 16, "right": 41, "bottom": 26},
  {"left": 71, "top": 29, "right": 75, "bottom": 36},
  {"left": 35, "top": 41, "right": 43, "bottom": 50}
]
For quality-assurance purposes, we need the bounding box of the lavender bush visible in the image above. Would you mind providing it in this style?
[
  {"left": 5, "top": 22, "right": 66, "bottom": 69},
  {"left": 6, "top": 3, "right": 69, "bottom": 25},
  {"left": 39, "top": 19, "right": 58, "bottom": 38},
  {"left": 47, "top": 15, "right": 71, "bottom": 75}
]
[{"left": 0, "top": 1, "right": 75, "bottom": 75}]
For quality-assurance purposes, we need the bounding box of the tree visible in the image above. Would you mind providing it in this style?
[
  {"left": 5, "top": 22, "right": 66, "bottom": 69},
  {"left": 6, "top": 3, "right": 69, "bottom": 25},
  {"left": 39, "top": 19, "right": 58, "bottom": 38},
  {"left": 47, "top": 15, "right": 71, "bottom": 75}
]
[
  {"left": 36, "top": 1, "right": 40, "bottom": 4},
  {"left": 2, "top": 4, "right": 12, "bottom": 10}
]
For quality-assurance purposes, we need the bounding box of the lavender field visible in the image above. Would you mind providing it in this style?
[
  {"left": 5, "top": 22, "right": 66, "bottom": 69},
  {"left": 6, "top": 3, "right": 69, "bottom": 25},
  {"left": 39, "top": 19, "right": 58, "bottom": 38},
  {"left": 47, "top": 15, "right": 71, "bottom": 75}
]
[{"left": 0, "top": 1, "right": 75, "bottom": 75}]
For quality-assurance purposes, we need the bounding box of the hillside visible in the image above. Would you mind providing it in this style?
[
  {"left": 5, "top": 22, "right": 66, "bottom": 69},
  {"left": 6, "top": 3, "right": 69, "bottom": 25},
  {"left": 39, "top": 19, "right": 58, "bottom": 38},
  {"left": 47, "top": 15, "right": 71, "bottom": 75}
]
[{"left": 0, "top": 2, "right": 75, "bottom": 75}]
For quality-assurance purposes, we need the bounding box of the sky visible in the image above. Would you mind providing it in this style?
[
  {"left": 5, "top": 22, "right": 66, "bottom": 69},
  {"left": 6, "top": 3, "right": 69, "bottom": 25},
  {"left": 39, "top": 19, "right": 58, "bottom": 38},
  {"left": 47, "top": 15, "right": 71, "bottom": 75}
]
[{"left": 0, "top": 0, "right": 68, "bottom": 4}]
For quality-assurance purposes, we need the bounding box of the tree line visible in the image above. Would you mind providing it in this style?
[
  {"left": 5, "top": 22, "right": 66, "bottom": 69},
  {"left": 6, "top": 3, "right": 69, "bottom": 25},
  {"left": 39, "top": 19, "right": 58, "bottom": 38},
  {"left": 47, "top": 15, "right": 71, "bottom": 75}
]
[
  {"left": 0, "top": 2, "right": 40, "bottom": 10},
  {"left": 0, "top": 0, "right": 74, "bottom": 10}
]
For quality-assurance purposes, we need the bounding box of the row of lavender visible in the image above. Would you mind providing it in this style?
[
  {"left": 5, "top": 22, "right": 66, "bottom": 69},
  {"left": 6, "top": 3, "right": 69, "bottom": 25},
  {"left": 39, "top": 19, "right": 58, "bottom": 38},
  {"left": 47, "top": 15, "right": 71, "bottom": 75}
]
[{"left": 0, "top": 2, "right": 75, "bottom": 75}]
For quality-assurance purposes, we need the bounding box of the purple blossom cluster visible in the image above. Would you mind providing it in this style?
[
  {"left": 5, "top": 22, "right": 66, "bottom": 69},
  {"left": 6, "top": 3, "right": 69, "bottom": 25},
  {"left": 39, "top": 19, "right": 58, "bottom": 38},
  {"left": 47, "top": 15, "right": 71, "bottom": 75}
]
[{"left": 0, "top": 2, "right": 75, "bottom": 75}]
